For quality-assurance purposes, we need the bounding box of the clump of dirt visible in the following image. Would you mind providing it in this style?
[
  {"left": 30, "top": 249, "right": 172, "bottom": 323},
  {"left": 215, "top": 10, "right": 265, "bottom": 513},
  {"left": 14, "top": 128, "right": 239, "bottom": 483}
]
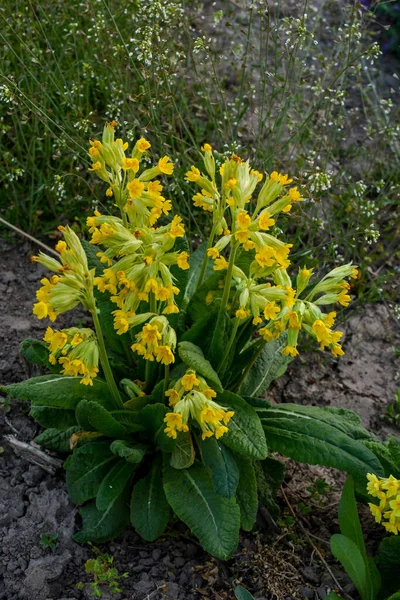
[{"left": 1, "top": 242, "right": 399, "bottom": 600}]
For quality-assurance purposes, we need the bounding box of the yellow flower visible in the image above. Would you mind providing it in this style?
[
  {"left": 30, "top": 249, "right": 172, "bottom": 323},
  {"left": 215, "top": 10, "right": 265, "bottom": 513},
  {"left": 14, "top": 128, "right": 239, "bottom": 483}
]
[
  {"left": 136, "top": 137, "right": 151, "bottom": 152},
  {"left": 237, "top": 211, "right": 251, "bottom": 230},
  {"left": 155, "top": 345, "right": 175, "bottom": 365},
  {"left": 350, "top": 268, "right": 359, "bottom": 279},
  {"left": 225, "top": 178, "right": 237, "bottom": 190},
  {"left": 236, "top": 307, "right": 250, "bottom": 320},
  {"left": 288, "top": 187, "right": 303, "bottom": 202},
  {"left": 264, "top": 301, "right": 280, "bottom": 321},
  {"left": 235, "top": 230, "right": 250, "bottom": 243},
  {"left": 383, "top": 475, "right": 400, "bottom": 499},
  {"left": 324, "top": 311, "right": 336, "bottom": 328},
  {"left": 282, "top": 345, "right": 299, "bottom": 357},
  {"left": 185, "top": 166, "right": 201, "bottom": 182},
  {"left": 207, "top": 247, "right": 220, "bottom": 259},
  {"left": 127, "top": 179, "right": 145, "bottom": 198},
  {"left": 88, "top": 161, "right": 102, "bottom": 171},
  {"left": 367, "top": 473, "right": 382, "bottom": 497},
  {"left": 106, "top": 188, "right": 113, "bottom": 197},
  {"left": 165, "top": 388, "right": 181, "bottom": 406},
  {"left": 201, "top": 143, "right": 212, "bottom": 152},
  {"left": 259, "top": 211, "right": 275, "bottom": 230},
  {"left": 255, "top": 246, "right": 276, "bottom": 268},
  {"left": 182, "top": 372, "right": 200, "bottom": 391},
  {"left": 122, "top": 157, "right": 139, "bottom": 171},
  {"left": 338, "top": 289, "right": 351, "bottom": 307},
  {"left": 169, "top": 215, "right": 185, "bottom": 239},
  {"left": 214, "top": 256, "right": 228, "bottom": 271},
  {"left": 177, "top": 252, "right": 190, "bottom": 270},
  {"left": 369, "top": 503, "right": 382, "bottom": 524},
  {"left": 259, "top": 327, "right": 274, "bottom": 342},
  {"left": 312, "top": 320, "right": 331, "bottom": 345},
  {"left": 158, "top": 156, "right": 174, "bottom": 175},
  {"left": 205, "top": 291, "right": 214, "bottom": 305},
  {"left": 55, "top": 240, "right": 67, "bottom": 254}
]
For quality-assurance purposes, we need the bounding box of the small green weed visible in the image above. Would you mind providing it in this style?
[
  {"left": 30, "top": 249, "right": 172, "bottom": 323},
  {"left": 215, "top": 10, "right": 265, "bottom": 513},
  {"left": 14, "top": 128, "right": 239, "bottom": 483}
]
[
  {"left": 39, "top": 532, "right": 58, "bottom": 551},
  {"left": 77, "top": 551, "right": 128, "bottom": 598},
  {"left": 381, "top": 390, "right": 400, "bottom": 427}
]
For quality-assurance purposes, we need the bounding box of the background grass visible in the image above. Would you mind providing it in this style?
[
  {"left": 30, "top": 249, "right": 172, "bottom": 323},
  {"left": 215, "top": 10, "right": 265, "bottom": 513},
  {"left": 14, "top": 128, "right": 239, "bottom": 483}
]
[{"left": 0, "top": 0, "right": 399, "bottom": 308}]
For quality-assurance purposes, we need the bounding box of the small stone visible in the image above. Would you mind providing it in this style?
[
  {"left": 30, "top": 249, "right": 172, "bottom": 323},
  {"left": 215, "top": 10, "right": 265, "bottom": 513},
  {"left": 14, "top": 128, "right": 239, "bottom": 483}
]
[
  {"left": 152, "top": 549, "right": 161, "bottom": 561},
  {"left": 3, "top": 271, "right": 16, "bottom": 283},
  {"left": 300, "top": 566, "right": 320, "bottom": 585},
  {"left": 299, "top": 587, "right": 315, "bottom": 599}
]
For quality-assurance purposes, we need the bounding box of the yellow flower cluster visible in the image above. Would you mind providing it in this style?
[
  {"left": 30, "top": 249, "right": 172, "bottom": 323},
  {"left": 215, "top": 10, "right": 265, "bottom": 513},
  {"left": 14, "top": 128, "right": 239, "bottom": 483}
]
[
  {"left": 185, "top": 147, "right": 358, "bottom": 359},
  {"left": 43, "top": 326, "right": 99, "bottom": 385},
  {"left": 131, "top": 315, "right": 176, "bottom": 365},
  {"left": 367, "top": 473, "right": 400, "bottom": 535},
  {"left": 32, "top": 226, "right": 95, "bottom": 321},
  {"left": 87, "top": 123, "right": 189, "bottom": 331},
  {"left": 164, "top": 369, "right": 234, "bottom": 440}
]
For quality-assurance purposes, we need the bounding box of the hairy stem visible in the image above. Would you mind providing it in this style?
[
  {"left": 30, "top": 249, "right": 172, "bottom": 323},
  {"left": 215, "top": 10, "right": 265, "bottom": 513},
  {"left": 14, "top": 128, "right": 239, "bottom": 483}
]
[
  {"left": 217, "top": 317, "right": 240, "bottom": 374},
  {"left": 91, "top": 308, "right": 124, "bottom": 409},
  {"left": 218, "top": 242, "right": 239, "bottom": 317}
]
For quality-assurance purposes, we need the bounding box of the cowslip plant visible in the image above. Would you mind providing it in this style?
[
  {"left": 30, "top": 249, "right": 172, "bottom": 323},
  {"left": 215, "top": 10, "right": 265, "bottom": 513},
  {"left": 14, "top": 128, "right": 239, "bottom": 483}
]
[
  {"left": 327, "top": 471, "right": 400, "bottom": 600},
  {"left": 0, "top": 122, "right": 391, "bottom": 559}
]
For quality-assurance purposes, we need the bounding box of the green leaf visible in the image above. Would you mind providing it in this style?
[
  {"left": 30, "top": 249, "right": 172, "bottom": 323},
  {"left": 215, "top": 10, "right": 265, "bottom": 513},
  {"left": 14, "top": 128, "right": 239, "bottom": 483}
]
[
  {"left": 259, "top": 404, "right": 376, "bottom": 441},
  {"left": 235, "top": 585, "right": 254, "bottom": 600},
  {"left": 238, "top": 335, "right": 290, "bottom": 396},
  {"left": 65, "top": 441, "right": 117, "bottom": 505},
  {"left": 30, "top": 405, "right": 77, "bottom": 430},
  {"left": 377, "top": 536, "right": 400, "bottom": 597},
  {"left": 139, "top": 403, "right": 175, "bottom": 452},
  {"left": 260, "top": 405, "right": 384, "bottom": 483},
  {"left": 198, "top": 436, "right": 239, "bottom": 499},
  {"left": 187, "top": 272, "right": 221, "bottom": 322},
  {"left": 163, "top": 460, "right": 240, "bottom": 559},
  {"left": 178, "top": 341, "right": 223, "bottom": 392},
  {"left": 208, "top": 312, "right": 233, "bottom": 373},
  {"left": 338, "top": 477, "right": 367, "bottom": 561},
  {"left": 388, "top": 436, "right": 400, "bottom": 470},
  {"left": 218, "top": 391, "right": 268, "bottom": 460},
  {"left": 255, "top": 457, "right": 285, "bottom": 519},
  {"left": 34, "top": 426, "right": 81, "bottom": 452},
  {"left": 181, "top": 311, "right": 218, "bottom": 350},
  {"left": 170, "top": 431, "right": 195, "bottom": 469},
  {"left": 109, "top": 410, "right": 144, "bottom": 432},
  {"left": 2, "top": 374, "right": 115, "bottom": 411},
  {"left": 337, "top": 477, "right": 381, "bottom": 599},
  {"left": 130, "top": 458, "right": 169, "bottom": 541},
  {"left": 183, "top": 242, "right": 214, "bottom": 308},
  {"left": 75, "top": 400, "right": 127, "bottom": 437},
  {"left": 235, "top": 455, "right": 258, "bottom": 531},
  {"left": 73, "top": 490, "right": 130, "bottom": 544},
  {"left": 110, "top": 440, "right": 146, "bottom": 463},
  {"left": 324, "top": 594, "right": 344, "bottom": 600},
  {"left": 96, "top": 460, "right": 136, "bottom": 511},
  {"left": 330, "top": 534, "right": 370, "bottom": 600},
  {"left": 20, "top": 338, "right": 60, "bottom": 372},
  {"left": 235, "top": 586, "right": 255, "bottom": 600}
]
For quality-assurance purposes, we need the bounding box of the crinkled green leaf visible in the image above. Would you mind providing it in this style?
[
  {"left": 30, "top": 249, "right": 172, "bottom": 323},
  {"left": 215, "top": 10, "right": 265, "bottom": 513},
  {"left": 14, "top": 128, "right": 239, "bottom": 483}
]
[
  {"left": 75, "top": 400, "right": 127, "bottom": 437},
  {"left": 260, "top": 406, "right": 384, "bottom": 484},
  {"left": 65, "top": 441, "right": 117, "bottom": 505},
  {"left": 377, "top": 536, "right": 400, "bottom": 598},
  {"left": 238, "top": 335, "right": 290, "bottom": 397},
  {"left": 163, "top": 460, "right": 240, "bottom": 559},
  {"left": 35, "top": 426, "right": 81, "bottom": 452},
  {"left": 110, "top": 440, "right": 147, "bottom": 464},
  {"left": 235, "top": 455, "right": 258, "bottom": 531},
  {"left": 73, "top": 490, "right": 130, "bottom": 544},
  {"left": 20, "top": 338, "right": 60, "bottom": 372},
  {"left": 1, "top": 374, "right": 114, "bottom": 411},
  {"left": 30, "top": 405, "right": 77, "bottom": 430},
  {"left": 96, "top": 459, "right": 136, "bottom": 511},
  {"left": 218, "top": 391, "right": 268, "bottom": 460},
  {"left": 198, "top": 436, "right": 239, "bottom": 499},
  {"left": 130, "top": 457, "right": 169, "bottom": 541},
  {"left": 170, "top": 431, "right": 195, "bottom": 470},
  {"left": 139, "top": 403, "right": 175, "bottom": 452}
]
